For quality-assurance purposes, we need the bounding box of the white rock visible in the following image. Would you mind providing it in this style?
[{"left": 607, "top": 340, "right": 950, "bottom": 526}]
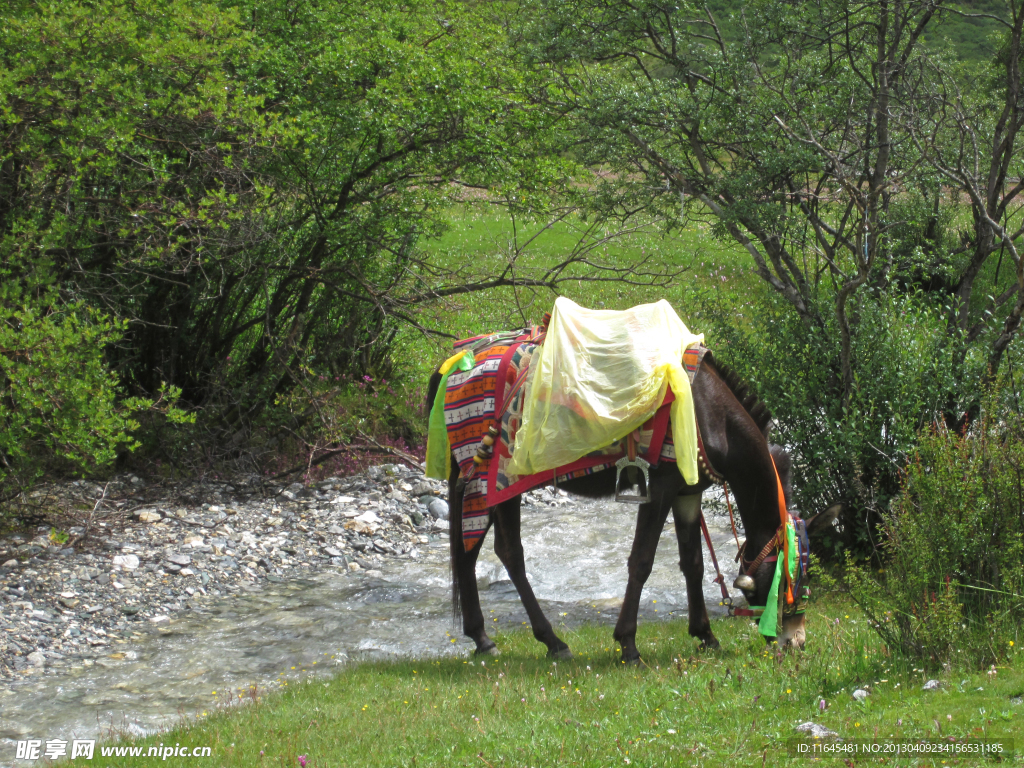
[
  {"left": 148, "top": 615, "right": 170, "bottom": 624},
  {"left": 795, "top": 722, "right": 839, "bottom": 740},
  {"left": 923, "top": 679, "right": 941, "bottom": 691},
  {"left": 427, "top": 499, "right": 449, "bottom": 520},
  {"left": 852, "top": 689, "right": 869, "bottom": 701},
  {"left": 355, "top": 511, "right": 381, "bottom": 524},
  {"left": 138, "top": 511, "right": 161, "bottom": 523},
  {"left": 347, "top": 562, "right": 360, "bottom": 571},
  {"left": 26, "top": 651, "right": 46, "bottom": 667},
  {"left": 331, "top": 495, "right": 356, "bottom": 504},
  {"left": 112, "top": 554, "right": 140, "bottom": 570},
  {"left": 2, "top": 559, "right": 18, "bottom": 568}
]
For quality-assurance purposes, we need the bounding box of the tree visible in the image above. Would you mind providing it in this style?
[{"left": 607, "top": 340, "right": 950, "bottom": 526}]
[
  {"left": 2, "top": 0, "right": 681, "bottom": 483},
  {"left": 523, "top": 0, "right": 1024, "bottom": 549}
]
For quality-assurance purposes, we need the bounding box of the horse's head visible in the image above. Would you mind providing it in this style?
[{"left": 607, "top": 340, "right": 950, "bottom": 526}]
[{"left": 731, "top": 461, "right": 841, "bottom": 649}]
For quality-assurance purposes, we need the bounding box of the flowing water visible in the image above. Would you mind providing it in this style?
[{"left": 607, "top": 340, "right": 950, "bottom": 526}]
[{"left": 0, "top": 498, "right": 739, "bottom": 758}]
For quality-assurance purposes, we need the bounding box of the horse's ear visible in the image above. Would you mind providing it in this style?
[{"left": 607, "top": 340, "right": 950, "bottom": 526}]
[{"left": 804, "top": 502, "right": 842, "bottom": 538}]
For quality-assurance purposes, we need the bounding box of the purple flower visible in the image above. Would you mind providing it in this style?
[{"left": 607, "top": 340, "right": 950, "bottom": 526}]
[{"left": 298, "top": 756, "right": 307, "bottom": 768}]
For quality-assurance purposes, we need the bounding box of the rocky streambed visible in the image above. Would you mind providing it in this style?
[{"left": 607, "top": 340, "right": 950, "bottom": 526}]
[{"left": 0, "top": 463, "right": 462, "bottom": 681}]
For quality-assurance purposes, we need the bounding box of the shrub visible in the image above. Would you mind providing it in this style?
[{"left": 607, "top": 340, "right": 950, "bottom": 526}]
[
  {"left": 843, "top": 397, "right": 1024, "bottom": 668},
  {"left": 0, "top": 298, "right": 189, "bottom": 511},
  {"left": 259, "top": 370, "right": 427, "bottom": 482}
]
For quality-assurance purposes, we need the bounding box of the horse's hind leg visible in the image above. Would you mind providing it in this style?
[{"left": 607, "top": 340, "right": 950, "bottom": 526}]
[
  {"left": 455, "top": 533, "right": 498, "bottom": 655},
  {"left": 491, "top": 496, "right": 571, "bottom": 658},
  {"left": 671, "top": 494, "right": 719, "bottom": 650},
  {"left": 613, "top": 500, "right": 672, "bottom": 664},
  {"left": 449, "top": 470, "right": 498, "bottom": 656}
]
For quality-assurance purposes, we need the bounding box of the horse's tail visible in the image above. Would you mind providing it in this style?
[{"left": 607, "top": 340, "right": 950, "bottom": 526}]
[
  {"left": 426, "top": 366, "right": 463, "bottom": 622},
  {"left": 448, "top": 468, "right": 463, "bottom": 623},
  {"left": 426, "top": 369, "right": 443, "bottom": 415}
]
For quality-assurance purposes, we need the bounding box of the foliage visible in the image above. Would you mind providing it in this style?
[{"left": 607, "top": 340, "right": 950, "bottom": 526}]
[
  {"left": 0, "top": 0, "right": 257, "bottom": 496},
  {"left": 843, "top": 396, "right": 1024, "bottom": 667},
  {"left": 2, "top": 0, "right": 680, "bottom": 482},
  {"left": 0, "top": 286, "right": 190, "bottom": 502},
  {"left": 260, "top": 370, "right": 426, "bottom": 482},
  {"left": 90, "top": 596, "right": 1023, "bottom": 767}
]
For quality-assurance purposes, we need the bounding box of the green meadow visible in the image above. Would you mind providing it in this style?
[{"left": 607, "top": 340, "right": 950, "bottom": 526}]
[{"left": 83, "top": 594, "right": 1022, "bottom": 767}]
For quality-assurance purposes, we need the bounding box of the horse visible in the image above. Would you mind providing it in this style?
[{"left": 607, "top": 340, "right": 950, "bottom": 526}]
[{"left": 427, "top": 346, "right": 836, "bottom": 663}]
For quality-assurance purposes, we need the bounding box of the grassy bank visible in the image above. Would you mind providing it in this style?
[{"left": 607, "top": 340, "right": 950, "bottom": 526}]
[{"left": 84, "top": 593, "right": 1023, "bottom": 767}]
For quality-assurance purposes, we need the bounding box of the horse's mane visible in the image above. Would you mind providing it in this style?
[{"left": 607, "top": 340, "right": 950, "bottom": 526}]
[{"left": 705, "top": 351, "right": 773, "bottom": 438}]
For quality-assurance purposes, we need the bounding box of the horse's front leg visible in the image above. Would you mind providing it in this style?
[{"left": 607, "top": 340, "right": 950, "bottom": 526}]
[
  {"left": 491, "top": 496, "right": 571, "bottom": 658},
  {"left": 671, "top": 494, "right": 719, "bottom": 650},
  {"left": 613, "top": 499, "right": 672, "bottom": 665}
]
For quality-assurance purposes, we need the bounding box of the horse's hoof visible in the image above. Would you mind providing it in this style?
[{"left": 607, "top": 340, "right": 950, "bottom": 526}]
[
  {"left": 547, "top": 647, "right": 573, "bottom": 660},
  {"left": 475, "top": 644, "right": 501, "bottom": 657},
  {"left": 698, "top": 637, "right": 721, "bottom": 651}
]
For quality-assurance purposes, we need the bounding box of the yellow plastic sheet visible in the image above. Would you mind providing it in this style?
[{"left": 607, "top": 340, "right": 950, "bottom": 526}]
[{"left": 506, "top": 298, "right": 703, "bottom": 484}]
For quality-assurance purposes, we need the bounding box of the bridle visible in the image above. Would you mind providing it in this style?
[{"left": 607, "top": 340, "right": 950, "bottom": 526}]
[{"left": 695, "top": 431, "right": 810, "bottom": 626}]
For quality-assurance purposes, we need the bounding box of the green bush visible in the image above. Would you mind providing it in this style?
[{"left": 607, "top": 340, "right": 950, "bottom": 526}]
[
  {"left": 0, "top": 297, "right": 189, "bottom": 506},
  {"left": 843, "top": 398, "right": 1024, "bottom": 668}
]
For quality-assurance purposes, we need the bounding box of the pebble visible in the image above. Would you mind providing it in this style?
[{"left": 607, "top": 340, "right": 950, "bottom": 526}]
[
  {"left": 852, "top": 688, "right": 869, "bottom": 701},
  {"left": 795, "top": 722, "right": 839, "bottom": 740},
  {"left": 0, "top": 463, "right": 450, "bottom": 682},
  {"left": 923, "top": 679, "right": 941, "bottom": 691}
]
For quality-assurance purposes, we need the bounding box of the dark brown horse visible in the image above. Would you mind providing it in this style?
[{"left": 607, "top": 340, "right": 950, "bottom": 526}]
[{"left": 427, "top": 350, "right": 835, "bottom": 663}]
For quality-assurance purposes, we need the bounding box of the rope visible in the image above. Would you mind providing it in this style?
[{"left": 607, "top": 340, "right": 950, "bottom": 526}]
[
  {"left": 723, "top": 482, "right": 741, "bottom": 552},
  {"left": 699, "top": 512, "right": 732, "bottom": 607}
]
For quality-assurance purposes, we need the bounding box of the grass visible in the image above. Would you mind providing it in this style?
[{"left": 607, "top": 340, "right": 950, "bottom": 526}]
[{"left": 84, "top": 593, "right": 1023, "bottom": 767}]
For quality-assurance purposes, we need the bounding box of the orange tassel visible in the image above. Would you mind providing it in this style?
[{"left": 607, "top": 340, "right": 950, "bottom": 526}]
[{"left": 770, "top": 455, "right": 794, "bottom": 604}]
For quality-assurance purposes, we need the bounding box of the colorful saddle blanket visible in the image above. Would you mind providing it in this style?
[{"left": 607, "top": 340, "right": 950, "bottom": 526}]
[{"left": 442, "top": 332, "right": 710, "bottom": 551}]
